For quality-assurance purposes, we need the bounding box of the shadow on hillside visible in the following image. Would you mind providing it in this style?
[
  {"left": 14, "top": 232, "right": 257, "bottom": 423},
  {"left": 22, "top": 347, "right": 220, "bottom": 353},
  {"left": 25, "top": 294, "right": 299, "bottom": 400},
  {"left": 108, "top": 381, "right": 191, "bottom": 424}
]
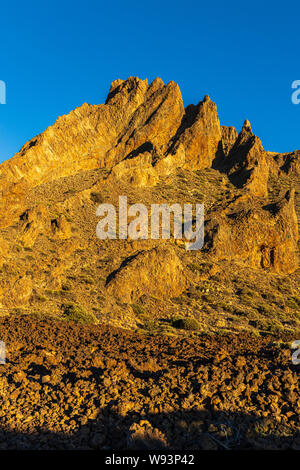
[{"left": 0, "top": 407, "right": 299, "bottom": 450}]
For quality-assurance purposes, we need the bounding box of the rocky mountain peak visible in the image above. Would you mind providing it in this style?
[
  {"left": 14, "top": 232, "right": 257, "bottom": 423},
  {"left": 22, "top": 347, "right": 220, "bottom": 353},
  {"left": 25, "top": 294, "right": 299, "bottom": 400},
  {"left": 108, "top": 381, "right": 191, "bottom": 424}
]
[
  {"left": 242, "top": 119, "right": 252, "bottom": 134},
  {"left": 0, "top": 78, "right": 297, "bottom": 305}
]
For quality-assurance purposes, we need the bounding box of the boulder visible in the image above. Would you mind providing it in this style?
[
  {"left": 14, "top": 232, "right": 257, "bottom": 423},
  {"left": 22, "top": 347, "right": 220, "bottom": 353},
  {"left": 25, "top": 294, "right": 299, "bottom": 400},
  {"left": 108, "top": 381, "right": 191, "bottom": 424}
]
[{"left": 106, "top": 245, "right": 189, "bottom": 302}]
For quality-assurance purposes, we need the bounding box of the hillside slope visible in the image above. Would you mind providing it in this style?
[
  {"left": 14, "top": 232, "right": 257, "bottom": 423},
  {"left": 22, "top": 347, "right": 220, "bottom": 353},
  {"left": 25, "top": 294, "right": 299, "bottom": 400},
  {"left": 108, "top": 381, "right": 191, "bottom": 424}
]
[{"left": 0, "top": 77, "right": 298, "bottom": 337}]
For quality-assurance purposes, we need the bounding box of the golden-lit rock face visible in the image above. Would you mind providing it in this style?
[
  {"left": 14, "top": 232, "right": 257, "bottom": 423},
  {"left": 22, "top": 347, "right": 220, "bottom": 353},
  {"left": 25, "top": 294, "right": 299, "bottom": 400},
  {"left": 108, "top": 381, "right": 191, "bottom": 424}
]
[
  {"left": 224, "top": 120, "right": 270, "bottom": 197},
  {"left": 106, "top": 245, "right": 190, "bottom": 303},
  {"left": 206, "top": 190, "right": 299, "bottom": 274},
  {"left": 0, "top": 77, "right": 297, "bottom": 201},
  {"left": 0, "top": 77, "right": 221, "bottom": 224},
  {"left": 0, "top": 77, "right": 295, "bottom": 216},
  {"left": 221, "top": 126, "right": 239, "bottom": 157},
  {"left": 0, "top": 77, "right": 298, "bottom": 322},
  {"left": 170, "top": 95, "right": 222, "bottom": 170}
]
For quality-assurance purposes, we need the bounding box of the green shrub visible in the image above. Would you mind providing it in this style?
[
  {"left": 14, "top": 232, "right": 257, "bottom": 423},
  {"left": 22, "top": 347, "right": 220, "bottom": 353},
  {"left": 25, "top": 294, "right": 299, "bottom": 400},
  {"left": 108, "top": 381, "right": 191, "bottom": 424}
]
[
  {"left": 62, "top": 303, "right": 98, "bottom": 325},
  {"left": 286, "top": 297, "right": 299, "bottom": 309},
  {"left": 188, "top": 263, "right": 201, "bottom": 273},
  {"left": 255, "top": 318, "right": 283, "bottom": 333},
  {"left": 173, "top": 295, "right": 186, "bottom": 305},
  {"left": 217, "top": 301, "right": 235, "bottom": 313},
  {"left": 261, "top": 292, "right": 277, "bottom": 303},
  {"left": 257, "top": 303, "right": 275, "bottom": 317},
  {"left": 266, "top": 320, "right": 284, "bottom": 333},
  {"left": 233, "top": 308, "right": 248, "bottom": 316},
  {"left": 202, "top": 293, "right": 215, "bottom": 303},
  {"left": 293, "top": 296, "right": 300, "bottom": 306},
  {"left": 80, "top": 274, "right": 95, "bottom": 285},
  {"left": 90, "top": 192, "right": 104, "bottom": 204},
  {"left": 142, "top": 319, "right": 158, "bottom": 333},
  {"left": 131, "top": 303, "right": 144, "bottom": 315},
  {"left": 172, "top": 317, "right": 201, "bottom": 331},
  {"left": 61, "top": 282, "right": 72, "bottom": 291}
]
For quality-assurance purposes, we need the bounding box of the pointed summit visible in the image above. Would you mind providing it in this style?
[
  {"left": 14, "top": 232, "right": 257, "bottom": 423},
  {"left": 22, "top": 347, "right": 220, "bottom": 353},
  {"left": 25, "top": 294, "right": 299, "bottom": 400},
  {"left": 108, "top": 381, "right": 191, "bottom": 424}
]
[
  {"left": 225, "top": 116, "right": 268, "bottom": 197},
  {"left": 241, "top": 119, "right": 253, "bottom": 136},
  {"left": 203, "top": 94, "right": 211, "bottom": 103},
  {"left": 231, "top": 119, "right": 254, "bottom": 149}
]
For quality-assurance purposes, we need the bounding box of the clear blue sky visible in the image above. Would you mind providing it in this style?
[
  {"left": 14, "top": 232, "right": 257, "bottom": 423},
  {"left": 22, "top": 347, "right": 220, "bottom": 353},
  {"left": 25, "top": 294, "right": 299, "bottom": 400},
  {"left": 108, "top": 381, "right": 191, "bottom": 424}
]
[{"left": 0, "top": 0, "right": 299, "bottom": 163}]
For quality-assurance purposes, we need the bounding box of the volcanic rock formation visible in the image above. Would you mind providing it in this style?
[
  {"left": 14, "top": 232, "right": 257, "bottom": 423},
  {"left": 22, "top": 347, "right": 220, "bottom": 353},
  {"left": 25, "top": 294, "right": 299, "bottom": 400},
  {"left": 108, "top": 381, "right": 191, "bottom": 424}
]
[{"left": 0, "top": 77, "right": 298, "bottom": 329}]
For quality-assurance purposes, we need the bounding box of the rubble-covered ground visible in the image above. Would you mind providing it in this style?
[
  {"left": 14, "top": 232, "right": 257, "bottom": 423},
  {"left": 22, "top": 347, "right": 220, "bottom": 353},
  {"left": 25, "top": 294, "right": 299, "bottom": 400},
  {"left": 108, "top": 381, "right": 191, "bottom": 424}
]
[{"left": 0, "top": 315, "right": 298, "bottom": 450}]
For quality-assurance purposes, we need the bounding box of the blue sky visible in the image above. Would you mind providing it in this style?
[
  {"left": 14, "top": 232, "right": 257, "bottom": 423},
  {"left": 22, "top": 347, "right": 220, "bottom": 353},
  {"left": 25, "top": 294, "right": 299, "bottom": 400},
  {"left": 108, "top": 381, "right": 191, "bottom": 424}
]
[{"left": 0, "top": 0, "right": 299, "bottom": 163}]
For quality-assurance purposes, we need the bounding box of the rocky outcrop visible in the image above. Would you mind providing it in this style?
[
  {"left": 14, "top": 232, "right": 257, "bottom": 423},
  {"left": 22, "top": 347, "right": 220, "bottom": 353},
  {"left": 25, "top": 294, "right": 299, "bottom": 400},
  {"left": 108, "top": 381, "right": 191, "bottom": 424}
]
[
  {"left": 271, "top": 150, "right": 300, "bottom": 177},
  {"left": 18, "top": 205, "right": 49, "bottom": 248},
  {"left": 0, "top": 75, "right": 297, "bottom": 298},
  {"left": 220, "top": 125, "right": 238, "bottom": 157},
  {"left": 50, "top": 215, "right": 72, "bottom": 240},
  {"left": 169, "top": 96, "right": 222, "bottom": 170},
  {"left": 109, "top": 143, "right": 186, "bottom": 187},
  {"left": 12, "top": 276, "right": 33, "bottom": 306},
  {"left": 205, "top": 190, "right": 299, "bottom": 273},
  {"left": 109, "top": 149, "right": 159, "bottom": 188},
  {"left": 0, "top": 77, "right": 210, "bottom": 226},
  {"left": 108, "top": 88, "right": 222, "bottom": 183},
  {"left": 225, "top": 120, "right": 270, "bottom": 197},
  {"left": 1, "top": 77, "right": 288, "bottom": 234},
  {"left": 106, "top": 245, "right": 189, "bottom": 302},
  {"left": 0, "top": 77, "right": 224, "bottom": 227},
  {"left": 104, "top": 78, "right": 185, "bottom": 168},
  {"left": 0, "top": 77, "right": 296, "bottom": 223},
  {"left": 17, "top": 205, "right": 72, "bottom": 247}
]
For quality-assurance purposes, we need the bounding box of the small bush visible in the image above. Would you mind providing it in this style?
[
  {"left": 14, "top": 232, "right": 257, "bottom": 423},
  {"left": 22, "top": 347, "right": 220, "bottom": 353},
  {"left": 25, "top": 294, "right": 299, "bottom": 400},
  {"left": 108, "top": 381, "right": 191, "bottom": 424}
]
[
  {"left": 216, "top": 301, "right": 235, "bottom": 313},
  {"left": 131, "top": 303, "right": 144, "bottom": 315},
  {"left": 172, "top": 317, "right": 201, "bottom": 331},
  {"left": 142, "top": 319, "right": 159, "bottom": 333},
  {"left": 63, "top": 303, "right": 98, "bottom": 325},
  {"left": 188, "top": 263, "right": 201, "bottom": 273},
  {"left": 80, "top": 274, "right": 95, "bottom": 285},
  {"left": 173, "top": 295, "right": 186, "bottom": 305},
  {"left": 90, "top": 192, "right": 104, "bottom": 204},
  {"left": 257, "top": 303, "right": 275, "bottom": 317},
  {"left": 255, "top": 318, "right": 283, "bottom": 333},
  {"left": 202, "top": 293, "right": 215, "bottom": 304},
  {"left": 233, "top": 308, "right": 248, "bottom": 316},
  {"left": 286, "top": 297, "right": 299, "bottom": 309},
  {"left": 261, "top": 292, "right": 277, "bottom": 303}
]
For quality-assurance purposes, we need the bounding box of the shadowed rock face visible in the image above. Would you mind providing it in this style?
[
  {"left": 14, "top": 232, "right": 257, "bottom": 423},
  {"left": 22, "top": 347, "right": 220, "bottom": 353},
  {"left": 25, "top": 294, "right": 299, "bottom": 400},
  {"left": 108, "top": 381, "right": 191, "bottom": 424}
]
[
  {"left": 271, "top": 150, "right": 300, "bottom": 177},
  {"left": 0, "top": 77, "right": 298, "bottom": 317}
]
